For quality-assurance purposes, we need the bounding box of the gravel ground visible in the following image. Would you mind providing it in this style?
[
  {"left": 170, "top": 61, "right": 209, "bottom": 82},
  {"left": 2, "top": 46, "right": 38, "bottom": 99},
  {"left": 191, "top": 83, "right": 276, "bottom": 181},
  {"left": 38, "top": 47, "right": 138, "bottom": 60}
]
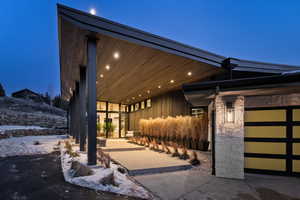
[{"left": 0, "top": 152, "right": 143, "bottom": 200}]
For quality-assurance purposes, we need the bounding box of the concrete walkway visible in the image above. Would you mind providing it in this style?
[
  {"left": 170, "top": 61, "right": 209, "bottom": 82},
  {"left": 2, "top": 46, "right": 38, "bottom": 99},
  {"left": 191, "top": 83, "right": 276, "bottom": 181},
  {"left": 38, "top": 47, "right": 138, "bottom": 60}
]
[
  {"left": 102, "top": 139, "right": 146, "bottom": 152},
  {"left": 135, "top": 169, "right": 300, "bottom": 200},
  {"left": 104, "top": 139, "right": 192, "bottom": 176}
]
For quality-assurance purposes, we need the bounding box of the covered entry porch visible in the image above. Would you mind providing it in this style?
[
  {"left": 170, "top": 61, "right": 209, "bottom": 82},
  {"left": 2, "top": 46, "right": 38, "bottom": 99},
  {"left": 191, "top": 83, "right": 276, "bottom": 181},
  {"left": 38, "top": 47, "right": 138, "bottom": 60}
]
[{"left": 58, "top": 4, "right": 223, "bottom": 165}]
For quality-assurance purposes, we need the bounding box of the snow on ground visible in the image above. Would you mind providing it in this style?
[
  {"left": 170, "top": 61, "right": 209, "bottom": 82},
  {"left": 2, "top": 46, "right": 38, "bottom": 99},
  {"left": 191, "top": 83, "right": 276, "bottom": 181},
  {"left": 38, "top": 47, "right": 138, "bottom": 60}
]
[
  {"left": 0, "top": 135, "right": 67, "bottom": 157},
  {"left": 0, "top": 125, "right": 46, "bottom": 134},
  {"left": 60, "top": 143, "right": 152, "bottom": 199}
]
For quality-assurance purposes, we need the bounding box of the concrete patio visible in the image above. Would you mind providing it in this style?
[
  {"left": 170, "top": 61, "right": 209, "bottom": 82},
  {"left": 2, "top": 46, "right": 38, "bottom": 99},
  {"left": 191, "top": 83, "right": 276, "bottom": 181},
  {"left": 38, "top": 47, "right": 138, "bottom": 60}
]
[{"left": 102, "top": 139, "right": 192, "bottom": 176}]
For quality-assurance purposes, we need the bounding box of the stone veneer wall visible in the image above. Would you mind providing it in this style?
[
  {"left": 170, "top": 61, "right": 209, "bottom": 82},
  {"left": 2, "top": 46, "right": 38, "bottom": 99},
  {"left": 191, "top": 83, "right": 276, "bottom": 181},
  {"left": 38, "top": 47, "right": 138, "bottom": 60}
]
[
  {"left": 245, "top": 93, "right": 300, "bottom": 108},
  {"left": 215, "top": 95, "right": 244, "bottom": 179}
]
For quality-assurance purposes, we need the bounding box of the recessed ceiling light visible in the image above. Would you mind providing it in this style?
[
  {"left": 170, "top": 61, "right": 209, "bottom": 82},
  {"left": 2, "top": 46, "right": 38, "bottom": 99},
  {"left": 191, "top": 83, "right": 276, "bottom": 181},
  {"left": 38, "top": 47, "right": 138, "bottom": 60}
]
[
  {"left": 132, "top": 97, "right": 135, "bottom": 100},
  {"left": 187, "top": 71, "right": 192, "bottom": 76},
  {"left": 147, "top": 90, "right": 150, "bottom": 94},
  {"left": 96, "top": 81, "right": 98, "bottom": 84},
  {"left": 139, "top": 94, "right": 142, "bottom": 97},
  {"left": 113, "top": 52, "right": 120, "bottom": 59},
  {"left": 170, "top": 80, "right": 174, "bottom": 83},
  {"left": 158, "top": 85, "right": 161, "bottom": 89},
  {"left": 89, "top": 8, "right": 96, "bottom": 15},
  {"left": 105, "top": 65, "right": 110, "bottom": 70},
  {"left": 100, "top": 74, "right": 104, "bottom": 78}
]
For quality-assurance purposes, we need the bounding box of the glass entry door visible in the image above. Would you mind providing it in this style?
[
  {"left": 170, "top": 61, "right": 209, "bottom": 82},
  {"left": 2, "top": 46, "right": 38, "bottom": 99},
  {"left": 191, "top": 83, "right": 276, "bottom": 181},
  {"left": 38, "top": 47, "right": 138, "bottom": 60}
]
[
  {"left": 108, "top": 113, "right": 119, "bottom": 138},
  {"left": 97, "top": 101, "right": 127, "bottom": 138}
]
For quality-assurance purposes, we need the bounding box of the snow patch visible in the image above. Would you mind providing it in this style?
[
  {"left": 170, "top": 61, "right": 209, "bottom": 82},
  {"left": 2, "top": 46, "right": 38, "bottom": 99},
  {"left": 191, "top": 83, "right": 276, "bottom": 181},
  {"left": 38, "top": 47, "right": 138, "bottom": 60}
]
[
  {"left": 60, "top": 143, "right": 152, "bottom": 199},
  {"left": 0, "top": 125, "right": 46, "bottom": 134},
  {"left": 0, "top": 135, "right": 66, "bottom": 157}
]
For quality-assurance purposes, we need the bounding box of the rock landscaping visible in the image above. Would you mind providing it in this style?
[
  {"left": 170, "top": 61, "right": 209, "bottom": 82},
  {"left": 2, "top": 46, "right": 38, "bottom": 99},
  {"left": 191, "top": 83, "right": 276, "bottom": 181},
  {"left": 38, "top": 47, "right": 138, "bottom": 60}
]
[{"left": 60, "top": 139, "right": 153, "bottom": 199}]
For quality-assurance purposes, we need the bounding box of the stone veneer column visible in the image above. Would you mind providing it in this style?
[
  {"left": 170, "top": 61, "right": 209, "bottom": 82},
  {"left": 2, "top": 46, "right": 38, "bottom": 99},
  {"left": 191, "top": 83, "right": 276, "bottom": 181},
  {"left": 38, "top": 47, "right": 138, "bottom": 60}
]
[{"left": 215, "top": 95, "right": 244, "bottom": 179}]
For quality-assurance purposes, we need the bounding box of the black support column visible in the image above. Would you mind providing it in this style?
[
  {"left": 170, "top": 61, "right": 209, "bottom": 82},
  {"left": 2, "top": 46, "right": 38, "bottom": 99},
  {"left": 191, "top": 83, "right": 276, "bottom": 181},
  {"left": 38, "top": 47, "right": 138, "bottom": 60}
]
[
  {"left": 70, "top": 95, "right": 74, "bottom": 138},
  {"left": 105, "top": 101, "right": 109, "bottom": 138},
  {"left": 68, "top": 98, "right": 72, "bottom": 137},
  {"left": 79, "top": 66, "right": 87, "bottom": 151},
  {"left": 87, "top": 37, "right": 97, "bottom": 165},
  {"left": 75, "top": 82, "right": 80, "bottom": 144},
  {"left": 119, "top": 103, "right": 121, "bottom": 138}
]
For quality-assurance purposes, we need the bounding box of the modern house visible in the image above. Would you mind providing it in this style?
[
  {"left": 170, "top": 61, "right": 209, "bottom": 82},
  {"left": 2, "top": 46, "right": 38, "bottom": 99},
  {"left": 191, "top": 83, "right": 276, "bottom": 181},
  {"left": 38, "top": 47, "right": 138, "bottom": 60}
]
[
  {"left": 12, "top": 88, "right": 45, "bottom": 103},
  {"left": 57, "top": 4, "right": 300, "bottom": 179}
]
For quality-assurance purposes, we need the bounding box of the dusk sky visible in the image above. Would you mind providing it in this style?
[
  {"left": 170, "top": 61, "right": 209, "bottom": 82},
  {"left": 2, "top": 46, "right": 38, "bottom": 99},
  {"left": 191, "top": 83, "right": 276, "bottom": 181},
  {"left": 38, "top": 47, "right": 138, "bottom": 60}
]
[{"left": 0, "top": 0, "right": 299, "bottom": 96}]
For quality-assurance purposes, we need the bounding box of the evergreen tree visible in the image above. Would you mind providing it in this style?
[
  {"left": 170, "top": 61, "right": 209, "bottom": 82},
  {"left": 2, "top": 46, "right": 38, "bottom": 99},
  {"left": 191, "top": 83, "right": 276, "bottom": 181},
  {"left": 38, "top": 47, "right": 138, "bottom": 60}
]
[
  {"left": 44, "top": 92, "right": 51, "bottom": 105},
  {"left": 0, "top": 83, "right": 5, "bottom": 97},
  {"left": 52, "top": 95, "right": 68, "bottom": 110}
]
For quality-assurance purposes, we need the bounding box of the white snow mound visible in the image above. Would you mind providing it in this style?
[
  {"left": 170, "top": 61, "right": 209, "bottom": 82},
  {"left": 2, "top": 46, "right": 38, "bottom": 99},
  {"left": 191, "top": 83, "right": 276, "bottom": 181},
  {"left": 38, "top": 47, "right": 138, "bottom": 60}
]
[
  {"left": 60, "top": 143, "right": 152, "bottom": 199},
  {"left": 0, "top": 135, "right": 66, "bottom": 157},
  {"left": 0, "top": 125, "right": 46, "bottom": 134}
]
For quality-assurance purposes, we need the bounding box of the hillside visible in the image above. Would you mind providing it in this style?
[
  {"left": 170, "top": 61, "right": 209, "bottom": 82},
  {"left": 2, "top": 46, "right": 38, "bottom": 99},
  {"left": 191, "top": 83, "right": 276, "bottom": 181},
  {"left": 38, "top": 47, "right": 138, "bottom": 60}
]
[{"left": 0, "top": 97, "right": 67, "bottom": 137}]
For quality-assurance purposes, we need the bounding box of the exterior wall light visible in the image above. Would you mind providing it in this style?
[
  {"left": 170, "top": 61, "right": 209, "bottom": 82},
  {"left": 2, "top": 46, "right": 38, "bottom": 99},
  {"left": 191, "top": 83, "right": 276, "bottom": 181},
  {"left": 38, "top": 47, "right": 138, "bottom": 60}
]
[{"left": 225, "top": 101, "right": 235, "bottom": 123}]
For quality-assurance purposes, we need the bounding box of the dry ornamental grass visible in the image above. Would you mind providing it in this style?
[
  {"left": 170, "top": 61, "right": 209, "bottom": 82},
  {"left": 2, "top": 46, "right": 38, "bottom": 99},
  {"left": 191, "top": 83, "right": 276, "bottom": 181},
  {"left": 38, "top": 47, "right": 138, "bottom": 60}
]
[{"left": 139, "top": 115, "right": 208, "bottom": 150}]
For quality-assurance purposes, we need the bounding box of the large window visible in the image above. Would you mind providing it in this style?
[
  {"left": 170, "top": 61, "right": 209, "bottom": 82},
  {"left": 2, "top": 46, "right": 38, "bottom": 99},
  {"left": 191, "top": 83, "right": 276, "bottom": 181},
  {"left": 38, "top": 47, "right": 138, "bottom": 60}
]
[
  {"left": 108, "top": 103, "right": 119, "bottom": 112},
  {"left": 191, "top": 107, "right": 206, "bottom": 118},
  {"left": 141, "top": 101, "right": 145, "bottom": 109},
  {"left": 146, "top": 99, "right": 151, "bottom": 108},
  {"left": 97, "top": 101, "right": 106, "bottom": 111},
  {"left": 121, "top": 105, "right": 126, "bottom": 112}
]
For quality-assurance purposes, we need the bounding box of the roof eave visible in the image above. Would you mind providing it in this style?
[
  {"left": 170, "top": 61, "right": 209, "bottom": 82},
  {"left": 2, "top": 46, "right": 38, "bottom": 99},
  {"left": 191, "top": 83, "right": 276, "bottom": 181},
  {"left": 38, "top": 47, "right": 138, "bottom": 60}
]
[{"left": 57, "top": 4, "right": 225, "bottom": 67}]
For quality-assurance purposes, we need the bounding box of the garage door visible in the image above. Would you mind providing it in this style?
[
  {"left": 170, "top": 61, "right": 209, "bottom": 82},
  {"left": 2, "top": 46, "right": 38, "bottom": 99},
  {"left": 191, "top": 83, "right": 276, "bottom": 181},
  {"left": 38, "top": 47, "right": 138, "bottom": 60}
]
[{"left": 244, "top": 107, "right": 300, "bottom": 176}]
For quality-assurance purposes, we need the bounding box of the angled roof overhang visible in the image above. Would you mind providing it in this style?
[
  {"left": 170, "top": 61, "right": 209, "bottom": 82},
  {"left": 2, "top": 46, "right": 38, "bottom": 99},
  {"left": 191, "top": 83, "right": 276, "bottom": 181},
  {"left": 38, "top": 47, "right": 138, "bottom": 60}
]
[
  {"left": 57, "top": 4, "right": 225, "bottom": 103},
  {"left": 57, "top": 4, "right": 300, "bottom": 104},
  {"left": 57, "top": 4, "right": 225, "bottom": 66}
]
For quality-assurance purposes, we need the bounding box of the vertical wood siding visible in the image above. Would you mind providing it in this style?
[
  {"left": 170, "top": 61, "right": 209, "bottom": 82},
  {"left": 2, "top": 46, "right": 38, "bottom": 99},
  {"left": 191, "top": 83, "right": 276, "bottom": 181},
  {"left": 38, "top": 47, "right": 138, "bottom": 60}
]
[{"left": 129, "top": 90, "right": 190, "bottom": 131}]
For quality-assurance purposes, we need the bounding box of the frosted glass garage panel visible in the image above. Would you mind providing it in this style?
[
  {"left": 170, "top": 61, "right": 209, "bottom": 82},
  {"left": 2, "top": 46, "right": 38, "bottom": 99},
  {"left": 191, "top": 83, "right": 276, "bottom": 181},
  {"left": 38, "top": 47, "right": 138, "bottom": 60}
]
[
  {"left": 245, "top": 142, "right": 286, "bottom": 155},
  {"left": 293, "top": 109, "right": 300, "bottom": 121},
  {"left": 245, "top": 126, "right": 286, "bottom": 138},
  {"left": 245, "top": 110, "right": 286, "bottom": 122},
  {"left": 245, "top": 157, "right": 286, "bottom": 171}
]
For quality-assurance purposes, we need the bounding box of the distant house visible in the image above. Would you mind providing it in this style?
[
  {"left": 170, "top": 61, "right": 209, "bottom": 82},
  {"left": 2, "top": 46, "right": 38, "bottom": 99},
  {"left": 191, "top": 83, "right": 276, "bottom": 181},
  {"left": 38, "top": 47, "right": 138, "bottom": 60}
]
[{"left": 12, "top": 89, "right": 45, "bottom": 103}]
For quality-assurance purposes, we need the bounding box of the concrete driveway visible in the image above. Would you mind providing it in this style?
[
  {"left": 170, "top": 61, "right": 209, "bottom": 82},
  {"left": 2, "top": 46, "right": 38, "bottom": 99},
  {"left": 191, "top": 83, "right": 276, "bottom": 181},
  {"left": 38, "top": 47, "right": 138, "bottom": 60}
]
[{"left": 135, "top": 168, "right": 300, "bottom": 200}]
